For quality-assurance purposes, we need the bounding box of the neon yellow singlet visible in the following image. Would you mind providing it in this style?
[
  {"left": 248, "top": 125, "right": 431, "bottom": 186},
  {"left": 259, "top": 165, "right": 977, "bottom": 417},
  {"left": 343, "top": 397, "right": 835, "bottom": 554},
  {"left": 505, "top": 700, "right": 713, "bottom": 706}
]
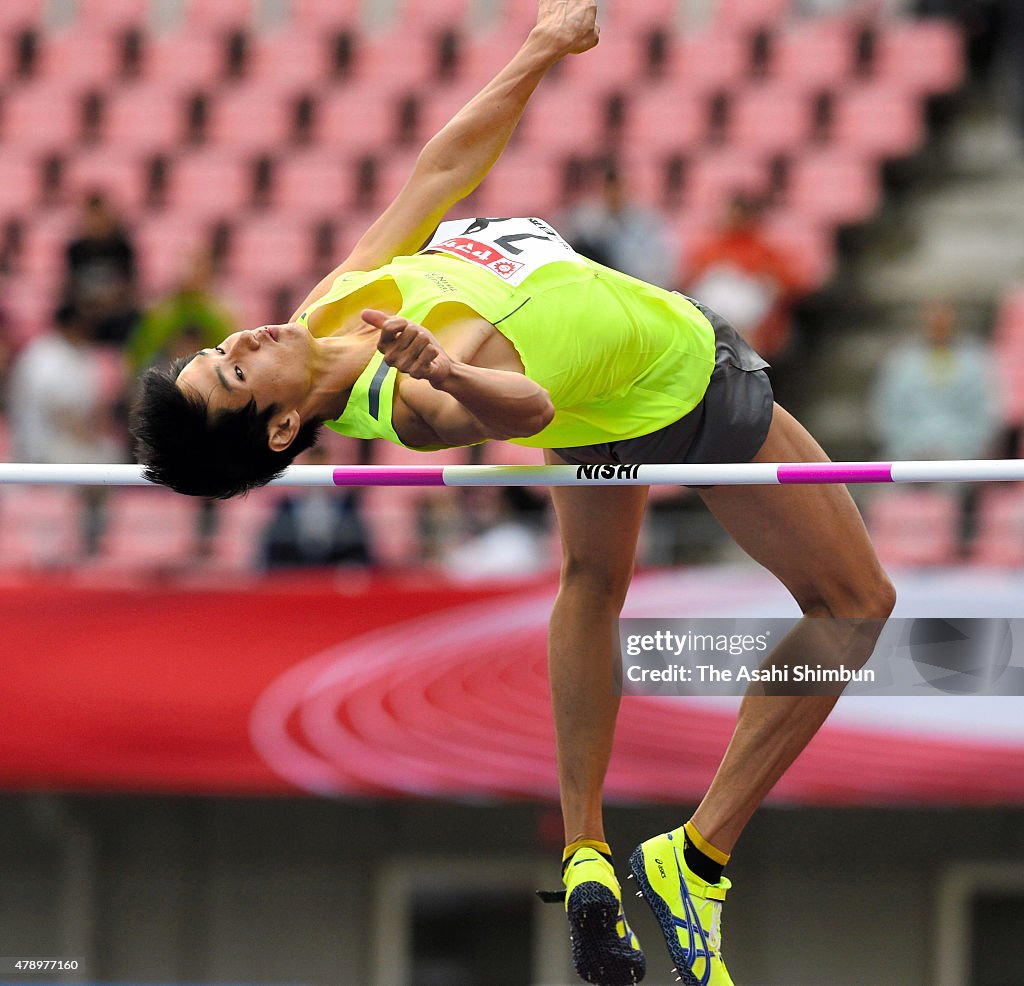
[{"left": 299, "top": 218, "right": 716, "bottom": 450}]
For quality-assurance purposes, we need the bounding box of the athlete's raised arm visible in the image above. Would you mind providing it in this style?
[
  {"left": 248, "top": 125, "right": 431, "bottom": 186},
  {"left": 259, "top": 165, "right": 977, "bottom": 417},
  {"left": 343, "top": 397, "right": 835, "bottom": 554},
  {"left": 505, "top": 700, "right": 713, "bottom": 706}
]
[{"left": 289, "top": 0, "right": 599, "bottom": 320}]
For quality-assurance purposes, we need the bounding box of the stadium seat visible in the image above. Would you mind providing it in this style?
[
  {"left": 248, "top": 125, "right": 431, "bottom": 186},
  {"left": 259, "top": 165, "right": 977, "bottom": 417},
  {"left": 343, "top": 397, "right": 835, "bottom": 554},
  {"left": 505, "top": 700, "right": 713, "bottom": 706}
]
[
  {"left": 0, "top": 0, "right": 44, "bottom": 32},
  {"left": 759, "top": 210, "right": 835, "bottom": 290},
  {"left": 970, "top": 487, "right": 1024, "bottom": 567},
  {"left": 713, "top": 0, "right": 792, "bottom": 32},
  {"left": 64, "top": 149, "right": 151, "bottom": 212},
  {"left": 785, "top": 150, "right": 879, "bottom": 225},
  {"left": 830, "top": 82, "right": 925, "bottom": 160},
  {"left": 205, "top": 83, "right": 308, "bottom": 151},
  {"left": 164, "top": 150, "right": 260, "bottom": 217},
  {"left": 623, "top": 86, "right": 714, "bottom": 155},
  {"left": 867, "top": 487, "right": 959, "bottom": 567},
  {"left": 273, "top": 148, "right": 359, "bottom": 215},
  {"left": 555, "top": 33, "right": 650, "bottom": 88},
  {"left": 518, "top": 87, "right": 622, "bottom": 158},
  {"left": 472, "top": 150, "right": 565, "bottom": 217},
  {"left": 992, "top": 284, "right": 1024, "bottom": 347},
  {"left": 145, "top": 29, "right": 226, "bottom": 87},
  {"left": 0, "top": 487, "right": 84, "bottom": 570},
  {"left": 768, "top": 16, "right": 858, "bottom": 90},
  {"left": 33, "top": 28, "right": 125, "bottom": 86},
  {"left": 316, "top": 83, "right": 409, "bottom": 152},
  {"left": 684, "top": 150, "right": 771, "bottom": 213},
  {"left": 227, "top": 214, "right": 316, "bottom": 283},
  {"left": 2, "top": 82, "right": 89, "bottom": 150},
  {"left": 104, "top": 85, "right": 190, "bottom": 154},
  {"left": 726, "top": 85, "right": 816, "bottom": 153},
  {"left": 182, "top": 0, "right": 257, "bottom": 31},
  {"left": 391, "top": 0, "right": 474, "bottom": 30},
  {"left": 133, "top": 212, "right": 217, "bottom": 293},
  {"left": 599, "top": 0, "right": 682, "bottom": 33},
  {"left": 244, "top": 26, "right": 334, "bottom": 87},
  {"left": 670, "top": 30, "right": 751, "bottom": 91},
  {"left": 872, "top": 18, "right": 964, "bottom": 96},
  {"left": 17, "top": 207, "right": 76, "bottom": 281},
  {"left": 74, "top": 0, "right": 151, "bottom": 29},
  {"left": 207, "top": 491, "right": 282, "bottom": 570},
  {"left": 288, "top": 0, "right": 364, "bottom": 30},
  {"left": 0, "top": 155, "right": 41, "bottom": 214},
  {"left": 95, "top": 488, "right": 201, "bottom": 570}
]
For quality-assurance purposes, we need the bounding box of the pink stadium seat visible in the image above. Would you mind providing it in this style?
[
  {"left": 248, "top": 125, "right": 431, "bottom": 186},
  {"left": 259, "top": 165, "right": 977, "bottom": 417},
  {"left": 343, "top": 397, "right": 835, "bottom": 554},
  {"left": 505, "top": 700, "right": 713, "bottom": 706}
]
[
  {"left": 867, "top": 488, "right": 959, "bottom": 567},
  {"left": 65, "top": 149, "right": 151, "bottom": 212},
  {"left": 769, "top": 16, "right": 858, "bottom": 90},
  {"left": 205, "top": 83, "right": 306, "bottom": 151},
  {"left": 785, "top": 150, "right": 879, "bottom": 225},
  {"left": 207, "top": 491, "right": 281, "bottom": 570},
  {"left": 0, "top": 487, "right": 84, "bottom": 570},
  {"left": 0, "top": 155, "right": 41, "bottom": 214},
  {"left": 599, "top": 0, "right": 681, "bottom": 32},
  {"left": 354, "top": 26, "right": 448, "bottom": 88},
  {"left": 472, "top": 151, "right": 565, "bottom": 217},
  {"left": 411, "top": 80, "right": 489, "bottom": 144},
  {"left": 369, "top": 148, "right": 425, "bottom": 210},
  {"left": 74, "top": 0, "right": 150, "bottom": 29},
  {"left": 146, "top": 30, "right": 225, "bottom": 87},
  {"left": 2, "top": 82, "right": 86, "bottom": 150},
  {"left": 228, "top": 215, "right": 315, "bottom": 283},
  {"left": 556, "top": 33, "right": 650, "bottom": 88},
  {"left": 245, "top": 27, "right": 334, "bottom": 87},
  {"left": 481, "top": 443, "right": 544, "bottom": 466},
  {"left": 624, "top": 87, "right": 712, "bottom": 155},
  {"left": 182, "top": 0, "right": 257, "bottom": 31},
  {"left": 993, "top": 284, "right": 1024, "bottom": 347},
  {"left": 727, "top": 85, "right": 815, "bottom": 153},
  {"left": 518, "top": 87, "right": 619, "bottom": 157},
  {"left": 970, "top": 488, "right": 1024, "bottom": 566},
  {"left": 872, "top": 18, "right": 964, "bottom": 96},
  {"left": 34, "top": 28, "right": 125, "bottom": 86},
  {"left": 288, "top": 0, "right": 363, "bottom": 29},
  {"left": 830, "top": 82, "right": 925, "bottom": 160},
  {"left": 670, "top": 30, "right": 750, "bottom": 91},
  {"left": 96, "top": 488, "right": 201, "bottom": 569},
  {"left": 714, "top": 0, "right": 792, "bottom": 31},
  {"left": 0, "top": 0, "right": 44, "bottom": 32},
  {"left": 685, "top": 150, "right": 771, "bottom": 212},
  {"left": 104, "top": 86, "right": 188, "bottom": 153},
  {"left": 165, "top": 150, "right": 257, "bottom": 217},
  {"left": 133, "top": 212, "right": 214, "bottom": 293},
  {"left": 759, "top": 211, "right": 835, "bottom": 290},
  {"left": 273, "top": 148, "right": 361, "bottom": 215},
  {"left": 391, "top": 0, "right": 474, "bottom": 30},
  {"left": 316, "top": 83, "right": 407, "bottom": 153},
  {"left": 17, "top": 208, "right": 76, "bottom": 281}
]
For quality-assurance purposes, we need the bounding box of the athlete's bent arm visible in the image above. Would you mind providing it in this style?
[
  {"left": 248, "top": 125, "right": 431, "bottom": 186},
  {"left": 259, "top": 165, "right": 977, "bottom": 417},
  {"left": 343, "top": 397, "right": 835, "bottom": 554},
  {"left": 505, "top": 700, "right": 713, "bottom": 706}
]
[
  {"left": 290, "top": 0, "right": 599, "bottom": 319},
  {"left": 367, "top": 310, "right": 554, "bottom": 446}
]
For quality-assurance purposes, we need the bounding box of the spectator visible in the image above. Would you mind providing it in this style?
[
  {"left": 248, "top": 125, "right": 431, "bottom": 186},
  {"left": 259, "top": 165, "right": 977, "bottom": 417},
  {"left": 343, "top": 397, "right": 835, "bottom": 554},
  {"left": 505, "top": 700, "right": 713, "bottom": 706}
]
[
  {"left": 126, "top": 251, "right": 237, "bottom": 373},
  {"left": 869, "top": 300, "right": 1001, "bottom": 549},
  {"left": 7, "top": 302, "right": 126, "bottom": 553},
  {"left": 682, "top": 194, "right": 804, "bottom": 362},
  {"left": 558, "top": 162, "right": 678, "bottom": 289},
  {"left": 63, "top": 191, "right": 140, "bottom": 346}
]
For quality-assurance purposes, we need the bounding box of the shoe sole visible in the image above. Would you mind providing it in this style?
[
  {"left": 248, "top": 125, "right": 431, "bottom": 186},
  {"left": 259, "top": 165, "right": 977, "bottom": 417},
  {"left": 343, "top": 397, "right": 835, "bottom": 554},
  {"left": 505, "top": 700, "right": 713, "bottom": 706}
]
[
  {"left": 566, "top": 881, "right": 646, "bottom": 985},
  {"left": 628, "top": 846, "right": 702, "bottom": 986}
]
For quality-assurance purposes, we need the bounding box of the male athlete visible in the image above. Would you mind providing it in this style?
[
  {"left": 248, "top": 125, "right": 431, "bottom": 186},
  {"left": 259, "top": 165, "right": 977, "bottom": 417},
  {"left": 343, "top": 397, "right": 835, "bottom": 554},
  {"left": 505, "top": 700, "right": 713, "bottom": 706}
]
[{"left": 132, "top": 2, "right": 895, "bottom": 983}]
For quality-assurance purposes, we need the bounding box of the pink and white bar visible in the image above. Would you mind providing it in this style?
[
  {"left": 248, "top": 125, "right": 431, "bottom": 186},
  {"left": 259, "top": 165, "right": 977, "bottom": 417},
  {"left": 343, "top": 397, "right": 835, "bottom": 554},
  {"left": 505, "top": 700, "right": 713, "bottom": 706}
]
[{"left": 2, "top": 460, "right": 1024, "bottom": 487}]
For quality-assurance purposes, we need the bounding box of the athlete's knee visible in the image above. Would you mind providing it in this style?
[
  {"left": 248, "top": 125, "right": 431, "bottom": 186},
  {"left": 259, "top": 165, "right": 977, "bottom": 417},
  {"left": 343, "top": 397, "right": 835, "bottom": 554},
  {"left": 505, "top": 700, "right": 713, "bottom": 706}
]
[
  {"left": 558, "top": 551, "right": 635, "bottom": 609},
  {"left": 799, "top": 566, "right": 896, "bottom": 621}
]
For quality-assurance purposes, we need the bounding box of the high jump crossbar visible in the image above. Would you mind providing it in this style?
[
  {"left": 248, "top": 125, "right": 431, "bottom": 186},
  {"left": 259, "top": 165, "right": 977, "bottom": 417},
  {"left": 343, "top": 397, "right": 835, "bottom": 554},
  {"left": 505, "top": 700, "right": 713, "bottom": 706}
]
[{"left": 0, "top": 461, "right": 1022, "bottom": 487}]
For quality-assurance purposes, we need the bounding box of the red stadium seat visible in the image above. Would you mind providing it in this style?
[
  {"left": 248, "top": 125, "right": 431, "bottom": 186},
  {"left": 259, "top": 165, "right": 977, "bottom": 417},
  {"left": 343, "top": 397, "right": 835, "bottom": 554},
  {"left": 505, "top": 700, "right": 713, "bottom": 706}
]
[
  {"left": 244, "top": 26, "right": 335, "bottom": 87},
  {"left": 0, "top": 0, "right": 44, "bottom": 32},
  {"left": 31, "top": 28, "right": 127, "bottom": 85},
  {"left": 164, "top": 150, "right": 258, "bottom": 217},
  {"left": 472, "top": 150, "right": 565, "bottom": 217},
  {"left": 0, "top": 487, "right": 84, "bottom": 570},
  {"left": 391, "top": 0, "right": 474, "bottom": 30},
  {"left": 74, "top": 0, "right": 150, "bottom": 29},
  {"left": 599, "top": 0, "right": 682, "bottom": 32},
  {"left": 16, "top": 207, "right": 76, "bottom": 281},
  {"left": 970, "top": 488, "right": 1024, "bottom": 567},
  {"left": 768, "top": 16, "right": 858, "bottom": 90},
  {"left": 872, "top": 18, "right": 964, "bottom": 96},
  {"left": 354, "top": 25, "right": 450, "bottom": 87},
  {"left": 134, "top": 212, "right": 215, "bottom": 293},
  {"left": 668, "top": 29, "right": 751, "bottom": 91},
  {"left": 784, "top": 150, "right": 879, "bottom": 225},
  {"left": 207, "top": 491, "right": 281, "bottom": 570},
  {"left": 274, "top": 148, "right": 360, "bottom": 215},
  {"left": 867, "top": 488, "right": 959, "bottom": 567},
  {"left": 726, "top": 84, "right": 815, "bottom": 153},
  {"left": 517, "top": 86, "right": 622, "bottom": 158},
  {"left": 316, "top": 83, "right": 409, "bottom": 153},
  {"left": 0, "top": 155, "right": 42, "bottom": 214},
  {"left": 830, "top": 82, "right": 925, "bottom": 159},
  {"left": 145, "top": 29, "right": 226, "bottom": 88},
  {"left": 288, "top": 0, "right": 364, "bottom": 30},
  {"left": 759, "top": 211, "right": 835, "bottom": 290},
  {"left": 64, "top": 149, "right": 151, "bottom": 212},
  {"left": 556, "top": 33, "right": 650, "bottom": 88}
]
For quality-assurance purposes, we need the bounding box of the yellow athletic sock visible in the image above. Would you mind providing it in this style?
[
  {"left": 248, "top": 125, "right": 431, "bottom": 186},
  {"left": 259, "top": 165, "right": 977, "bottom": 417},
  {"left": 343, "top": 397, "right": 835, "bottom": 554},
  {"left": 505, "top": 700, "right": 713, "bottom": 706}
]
[
  {"left": 562, "top": 838, "right": 613, "bottom": 874},
  {"left": 682, "top": 820, "right": 730, "bottom": 884}
]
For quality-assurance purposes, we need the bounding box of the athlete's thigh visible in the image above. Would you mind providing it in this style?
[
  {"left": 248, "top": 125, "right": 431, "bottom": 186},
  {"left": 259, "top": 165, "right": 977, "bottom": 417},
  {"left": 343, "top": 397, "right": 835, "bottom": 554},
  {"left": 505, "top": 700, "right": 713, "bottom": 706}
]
[
  {"left": 697, "top": 404, "right": 887, "bottom": 614},
  {"left": 544, "top": 449, "right": 649, "bottom": 585}
]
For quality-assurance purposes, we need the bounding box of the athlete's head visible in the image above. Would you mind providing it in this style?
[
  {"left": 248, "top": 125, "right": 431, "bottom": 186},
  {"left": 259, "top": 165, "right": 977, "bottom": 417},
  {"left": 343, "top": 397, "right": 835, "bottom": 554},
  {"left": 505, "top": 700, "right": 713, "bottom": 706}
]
[{"left": 131, "top": 324, "right": 323, "bottom": 499}]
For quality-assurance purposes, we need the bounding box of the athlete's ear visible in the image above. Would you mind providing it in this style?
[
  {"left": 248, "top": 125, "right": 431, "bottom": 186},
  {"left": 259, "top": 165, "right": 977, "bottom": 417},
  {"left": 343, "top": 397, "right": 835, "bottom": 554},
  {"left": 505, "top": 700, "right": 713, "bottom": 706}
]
[{"left": 268, "top": 410, "right": 301, "bottom": 452}]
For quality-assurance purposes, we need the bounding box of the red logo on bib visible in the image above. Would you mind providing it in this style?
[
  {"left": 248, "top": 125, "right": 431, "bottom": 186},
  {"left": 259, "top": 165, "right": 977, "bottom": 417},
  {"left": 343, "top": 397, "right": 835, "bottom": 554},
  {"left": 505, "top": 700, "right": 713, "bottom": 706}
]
[{"left": 436, "top": 237, "right": 524, "bottom": 280}]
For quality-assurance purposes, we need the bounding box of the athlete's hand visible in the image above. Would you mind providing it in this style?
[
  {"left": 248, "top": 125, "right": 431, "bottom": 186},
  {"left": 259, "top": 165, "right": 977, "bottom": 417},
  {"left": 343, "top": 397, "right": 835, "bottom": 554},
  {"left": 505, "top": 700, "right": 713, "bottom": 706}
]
[
  {"left": 364, "top": 309, "right": 453, "bottom": 387},
  {"left": 533, "top": 0, "right": 599, "bottom": 58}
]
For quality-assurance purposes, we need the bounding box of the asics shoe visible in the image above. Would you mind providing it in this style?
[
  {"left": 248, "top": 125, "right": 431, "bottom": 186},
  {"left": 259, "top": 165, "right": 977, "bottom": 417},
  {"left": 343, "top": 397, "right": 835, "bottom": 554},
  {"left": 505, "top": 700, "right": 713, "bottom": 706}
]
[
  {"left": 628, "top": 829, "right": 734, "bottom": 986},
  {"left": 562, "top": 847, "right": 646, "bottom": 985}
]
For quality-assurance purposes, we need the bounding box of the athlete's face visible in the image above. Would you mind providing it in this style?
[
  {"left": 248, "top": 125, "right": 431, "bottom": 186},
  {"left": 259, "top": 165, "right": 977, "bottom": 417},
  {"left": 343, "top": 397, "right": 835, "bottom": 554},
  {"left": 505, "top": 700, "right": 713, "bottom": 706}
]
[{"left": 176, "top": 323, "right": 313, "bottom": 420}]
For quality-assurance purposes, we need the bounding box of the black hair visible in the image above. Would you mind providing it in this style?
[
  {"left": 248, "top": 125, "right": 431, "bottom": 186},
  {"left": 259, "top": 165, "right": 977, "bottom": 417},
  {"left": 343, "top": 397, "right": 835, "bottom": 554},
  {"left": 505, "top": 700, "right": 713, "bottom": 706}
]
[{"left": 130, "top": 355, "right": 322, "bottom": 499}]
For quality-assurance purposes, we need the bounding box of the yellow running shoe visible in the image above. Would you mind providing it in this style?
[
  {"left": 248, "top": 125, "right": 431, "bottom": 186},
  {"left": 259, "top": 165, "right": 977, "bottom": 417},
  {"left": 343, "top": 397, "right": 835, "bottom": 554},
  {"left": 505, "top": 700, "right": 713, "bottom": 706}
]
[
  {"left": 562, "top": 848, "right": 646, "bottom": 985},
  {"left": 628, "top": 830, "right": 734, "bottom": 986}
]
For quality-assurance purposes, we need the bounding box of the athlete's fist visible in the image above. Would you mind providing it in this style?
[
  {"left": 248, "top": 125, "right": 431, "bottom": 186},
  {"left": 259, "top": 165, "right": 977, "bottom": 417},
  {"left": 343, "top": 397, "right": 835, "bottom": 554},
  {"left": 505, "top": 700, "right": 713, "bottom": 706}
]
[
  {"left": 534, "top": 0, "right": 599, "bottom": 57},
  {"left": 363, "top": 309, "right": 453, "bottom": 386}
]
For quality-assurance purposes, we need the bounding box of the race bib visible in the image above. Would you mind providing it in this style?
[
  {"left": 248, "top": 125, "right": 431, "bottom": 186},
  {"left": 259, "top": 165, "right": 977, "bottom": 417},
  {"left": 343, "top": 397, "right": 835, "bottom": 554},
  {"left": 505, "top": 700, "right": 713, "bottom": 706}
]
[{"left": 422, "top": 217, "right": 579, "bottom": 287}]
